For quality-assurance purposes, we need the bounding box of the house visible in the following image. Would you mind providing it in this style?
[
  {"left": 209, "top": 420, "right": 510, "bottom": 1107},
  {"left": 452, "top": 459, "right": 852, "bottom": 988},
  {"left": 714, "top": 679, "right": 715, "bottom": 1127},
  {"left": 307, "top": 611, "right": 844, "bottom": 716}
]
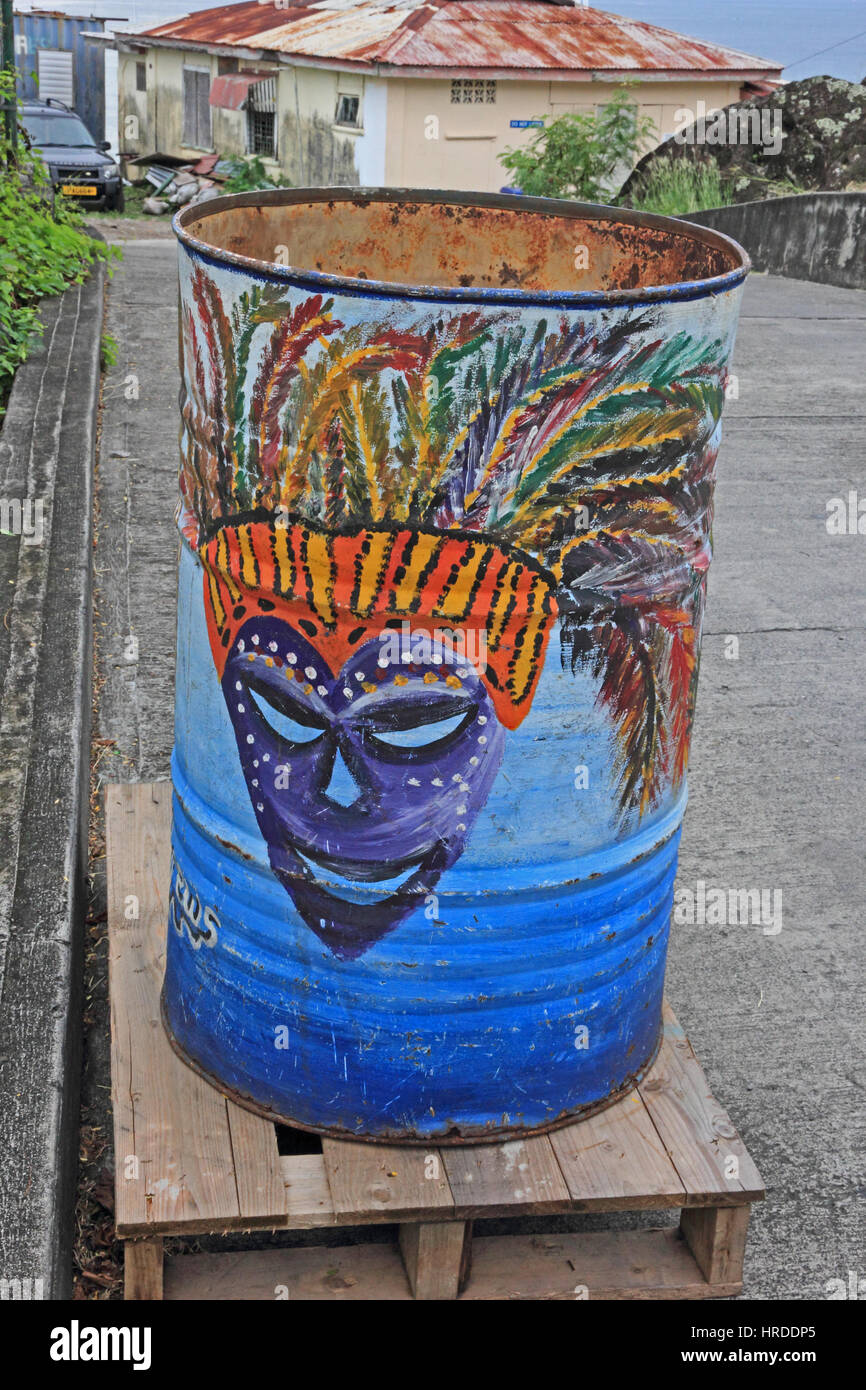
[
  {"left": 113, "top": 1, "right": 782, "bottom": 192},
  {"left": 14, "top": 9, "right": 108, "bottom": 143}
]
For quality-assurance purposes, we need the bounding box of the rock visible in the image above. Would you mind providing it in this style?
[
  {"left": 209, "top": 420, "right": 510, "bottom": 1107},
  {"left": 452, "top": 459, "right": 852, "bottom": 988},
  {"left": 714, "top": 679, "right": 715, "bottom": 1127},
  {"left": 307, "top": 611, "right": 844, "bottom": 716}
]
[
  {"left": 142, "top": 196, "right": 169, "bottom": 215},
  {"left": 188, "top": 186, "right": 222, "bottom": 206},
  {"left": 619, "top": 75, "right": 866, "bottom": 205},
  {"left": 169, "top": 182, "right": 198, "bottom": 206}
]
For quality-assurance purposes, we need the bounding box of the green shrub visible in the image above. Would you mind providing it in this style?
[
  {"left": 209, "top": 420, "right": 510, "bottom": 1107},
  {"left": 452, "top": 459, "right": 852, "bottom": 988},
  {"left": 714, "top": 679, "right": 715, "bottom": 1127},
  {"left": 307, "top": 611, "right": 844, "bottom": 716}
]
[
  {"left": 498, "top": 89, "right": 656, "bottom": 202},
  {"left": 222, "top": 156, "right": 283, "bottom": 193},
  {"left": 0, "top": 74, "right": 118, "bottom": 413},
  {"left": 626, "top": 156, "right": 734, "bottom": 216}
]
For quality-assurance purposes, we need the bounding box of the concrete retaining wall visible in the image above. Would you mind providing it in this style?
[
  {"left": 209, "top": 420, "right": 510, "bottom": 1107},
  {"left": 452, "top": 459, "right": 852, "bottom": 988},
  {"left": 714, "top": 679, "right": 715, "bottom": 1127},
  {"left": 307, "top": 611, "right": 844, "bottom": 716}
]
[
  {"left": 681, "top": 192, "right": 866, "bottom": 291},
  {"left": 0, "top": 265, "right": 104, "bottom": 1300}
]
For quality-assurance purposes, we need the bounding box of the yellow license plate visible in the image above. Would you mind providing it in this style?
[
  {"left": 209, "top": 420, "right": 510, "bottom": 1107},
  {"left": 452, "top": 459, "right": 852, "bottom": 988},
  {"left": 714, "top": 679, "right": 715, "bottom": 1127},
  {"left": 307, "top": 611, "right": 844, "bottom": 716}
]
[{"left": 60, "top": 184, "right": 97, "bottom": 196}]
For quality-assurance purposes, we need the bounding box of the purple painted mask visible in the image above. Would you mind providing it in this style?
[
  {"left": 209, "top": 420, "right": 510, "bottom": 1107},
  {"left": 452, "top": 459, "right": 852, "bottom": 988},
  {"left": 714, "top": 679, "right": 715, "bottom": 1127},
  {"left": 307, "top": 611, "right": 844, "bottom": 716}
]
[{"left": 223, "top": 616, "right": 505, "bottom": 958}]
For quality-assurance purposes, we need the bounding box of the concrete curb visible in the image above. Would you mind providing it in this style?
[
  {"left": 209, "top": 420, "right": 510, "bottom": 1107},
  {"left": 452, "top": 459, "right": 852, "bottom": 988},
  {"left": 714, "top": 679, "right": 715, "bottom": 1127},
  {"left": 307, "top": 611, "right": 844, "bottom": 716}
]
[
  {"left": 0, "top": 262, "right": 104, "bottom": 1300},
  {"left": 680, "top": 191, "right": 866, "bottom": 291}
]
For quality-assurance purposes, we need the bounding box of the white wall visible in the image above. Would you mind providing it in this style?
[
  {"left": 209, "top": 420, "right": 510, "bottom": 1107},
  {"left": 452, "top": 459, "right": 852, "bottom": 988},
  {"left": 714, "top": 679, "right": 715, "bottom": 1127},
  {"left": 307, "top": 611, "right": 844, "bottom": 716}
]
[{"left": 355, "top": 77, "right": 387, "bottom": 187}]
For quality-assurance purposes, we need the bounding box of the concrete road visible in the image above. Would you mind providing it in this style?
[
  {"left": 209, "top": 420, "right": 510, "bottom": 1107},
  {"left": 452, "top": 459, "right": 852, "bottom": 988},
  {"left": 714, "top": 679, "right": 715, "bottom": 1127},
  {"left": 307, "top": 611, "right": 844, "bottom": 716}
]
[{"left": 93, "top": 242, "right": 866, "bottom": 1299}]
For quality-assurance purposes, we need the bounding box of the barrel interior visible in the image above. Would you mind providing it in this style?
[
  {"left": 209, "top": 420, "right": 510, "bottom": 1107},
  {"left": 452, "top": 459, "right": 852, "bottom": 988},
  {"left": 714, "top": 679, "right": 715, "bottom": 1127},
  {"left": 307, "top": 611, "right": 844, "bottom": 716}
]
[{"left": 181, "top": 193, "right": 741, "bottom": 294}]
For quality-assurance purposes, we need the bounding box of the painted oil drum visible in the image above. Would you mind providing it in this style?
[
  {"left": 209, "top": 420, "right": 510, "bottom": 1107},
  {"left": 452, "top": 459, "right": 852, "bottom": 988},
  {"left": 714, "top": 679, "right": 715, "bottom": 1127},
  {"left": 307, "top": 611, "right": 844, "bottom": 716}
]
[{"left": 165, "top": 189, "right": 748, "bottom": 1142}]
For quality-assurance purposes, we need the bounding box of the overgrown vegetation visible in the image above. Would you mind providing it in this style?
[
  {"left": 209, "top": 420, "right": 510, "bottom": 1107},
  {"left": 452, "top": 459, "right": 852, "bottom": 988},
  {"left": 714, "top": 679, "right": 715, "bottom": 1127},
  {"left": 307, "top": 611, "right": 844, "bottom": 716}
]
[
  {"left": 0, "top": 74, "right": 117, "bottom": 412},
  {"left": 498, "top": 90, "right": 655, "bottom": 201},
  {"left": 627, "top": 156, "right": 735, "bottom": 216},
  {"left": 222, "top": 155, "right": 283, "bottom": 193}
]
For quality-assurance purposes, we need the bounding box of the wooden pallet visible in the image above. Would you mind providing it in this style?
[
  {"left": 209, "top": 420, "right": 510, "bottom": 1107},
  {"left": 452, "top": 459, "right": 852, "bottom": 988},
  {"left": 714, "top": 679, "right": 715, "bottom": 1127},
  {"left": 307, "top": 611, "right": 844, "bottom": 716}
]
[{"left": 107, "top": 782, "right": 764, "bottom": 1301}]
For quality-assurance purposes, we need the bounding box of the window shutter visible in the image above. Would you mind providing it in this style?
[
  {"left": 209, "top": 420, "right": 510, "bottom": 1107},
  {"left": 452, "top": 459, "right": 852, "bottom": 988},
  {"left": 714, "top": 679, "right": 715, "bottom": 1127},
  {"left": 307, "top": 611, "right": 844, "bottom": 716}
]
[
  {"left": 196, "top": 71, "right": 211, "bottom": 148},
  {"left": 183, "top": 70, "right": 195, "bottom": 145},
  {"left": 183, "top": 69, "right": 211, "bottom": 148}
]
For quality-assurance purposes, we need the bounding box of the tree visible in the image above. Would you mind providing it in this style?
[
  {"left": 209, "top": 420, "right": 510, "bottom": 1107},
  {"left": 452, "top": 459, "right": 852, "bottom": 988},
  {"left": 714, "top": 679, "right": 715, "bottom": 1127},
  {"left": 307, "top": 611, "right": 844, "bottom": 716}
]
[{"left": 499, "top": 89, "right": 656, "bottom": 202}]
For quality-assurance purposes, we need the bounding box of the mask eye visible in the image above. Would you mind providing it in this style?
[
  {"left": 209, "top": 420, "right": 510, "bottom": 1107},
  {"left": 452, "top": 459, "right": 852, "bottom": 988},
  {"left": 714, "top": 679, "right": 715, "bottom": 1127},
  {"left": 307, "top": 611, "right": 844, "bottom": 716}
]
[
  {"left": 371, "top": 711, "right": 468, "bottom": 748},
  {"left": 244, "top": 679, "right": 325, "bottom": 747},
  {"left": 361, "top": 698, "right": 476, "bottom": 760}
]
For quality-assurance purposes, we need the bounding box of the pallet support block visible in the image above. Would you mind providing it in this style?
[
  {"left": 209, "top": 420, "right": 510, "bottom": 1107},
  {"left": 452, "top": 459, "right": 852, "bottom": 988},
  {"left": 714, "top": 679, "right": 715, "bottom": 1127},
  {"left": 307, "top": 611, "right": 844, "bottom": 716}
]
[
  {"left": 399, "top": 1221, "right": 472, "bottom": 1300},
  {"left": 124, "top": 1238, "right": 164, "bottom": 1301},
  {"left": 108, "top": 783, "right": 764, "bottom": 1302},
  {"left": 680, "top": 1205, "right": 751, "bottom": 1287}
]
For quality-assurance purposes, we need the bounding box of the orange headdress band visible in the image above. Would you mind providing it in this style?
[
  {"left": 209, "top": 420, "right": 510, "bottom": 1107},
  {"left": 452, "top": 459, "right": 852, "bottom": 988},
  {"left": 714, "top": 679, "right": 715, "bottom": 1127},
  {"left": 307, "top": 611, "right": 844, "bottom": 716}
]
[{"left": 199, "top": 518, "right": 557, "bottom": 730}]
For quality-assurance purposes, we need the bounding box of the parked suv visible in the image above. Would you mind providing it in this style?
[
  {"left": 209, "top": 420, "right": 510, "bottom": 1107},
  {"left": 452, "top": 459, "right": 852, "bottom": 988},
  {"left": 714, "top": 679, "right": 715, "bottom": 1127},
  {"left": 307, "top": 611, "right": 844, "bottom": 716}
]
[{"left": 19, "top": 98, "right": 124, "bottom": 212}]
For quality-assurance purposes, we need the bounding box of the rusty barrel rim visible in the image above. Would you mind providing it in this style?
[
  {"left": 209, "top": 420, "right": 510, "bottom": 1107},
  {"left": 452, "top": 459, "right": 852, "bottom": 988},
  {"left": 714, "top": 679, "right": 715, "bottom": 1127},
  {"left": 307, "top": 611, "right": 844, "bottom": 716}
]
[{"left": 174, "top": 184, "right": 750, "bottom": 310}]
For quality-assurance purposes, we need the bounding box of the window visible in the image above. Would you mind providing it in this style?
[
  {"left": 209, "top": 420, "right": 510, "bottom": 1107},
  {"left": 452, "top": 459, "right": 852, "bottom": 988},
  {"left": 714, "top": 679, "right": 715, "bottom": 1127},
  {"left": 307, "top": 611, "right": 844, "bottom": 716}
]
[
  {"left": 136, "top": 61, "right": 146, "bottom": 93},
  {"left": 182, "top": 67, "right": 211, "bottom": 149},
  {"left": 334, "top": 93, "right": 360, "bottom": 128},
  {"left": 246, "top": 76, "right": 277, "bottom": 158},
  {"left": 451, "top": 79, "right": 496, "bottom": 105},
  {"left": 218, "top": 56, "right": 239, "bottom": 74}
]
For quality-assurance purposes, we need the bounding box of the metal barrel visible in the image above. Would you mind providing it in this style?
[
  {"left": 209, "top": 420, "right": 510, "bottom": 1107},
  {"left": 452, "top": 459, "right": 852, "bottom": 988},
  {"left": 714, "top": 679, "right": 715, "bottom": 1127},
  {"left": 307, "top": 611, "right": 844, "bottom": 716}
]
[{"left": 165, "top": 189, "right": 748, "bottom": 1142}]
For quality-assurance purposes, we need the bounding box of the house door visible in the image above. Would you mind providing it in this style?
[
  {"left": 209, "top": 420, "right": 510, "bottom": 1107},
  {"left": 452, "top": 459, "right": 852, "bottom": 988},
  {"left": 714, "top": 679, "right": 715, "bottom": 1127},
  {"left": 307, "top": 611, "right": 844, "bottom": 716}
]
[{"left": 37, "top": 49, "right": 74, "bottom": 108}]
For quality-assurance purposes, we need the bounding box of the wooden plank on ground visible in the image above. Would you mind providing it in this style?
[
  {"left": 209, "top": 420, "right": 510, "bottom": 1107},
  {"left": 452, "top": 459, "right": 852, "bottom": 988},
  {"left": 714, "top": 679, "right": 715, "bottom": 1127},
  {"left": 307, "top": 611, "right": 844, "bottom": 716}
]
[
  {"left": 465, "top": 1229, "right": 738, "bottom": 1300},
  {"left": 321, "top": 1137, "right": 454, "bottom": 1223},
  {"left": 165, "top": 1243, "right": 413, "bottom": 1301},
  {"left": 163, "top": 1228, "right": 740, "bottom": 1300},
  {"left": 442, "top": 1135, "right": 572, "bottom": 1218},
  {"left": 108, "top": 782, "right": 241, "bottom": 1235},
  {"left": 638, "top": 1003, "right": 764, "bottom": 1204},
  {"left": 550, "top": 1089, "right": 686, "bottom": 1211}
]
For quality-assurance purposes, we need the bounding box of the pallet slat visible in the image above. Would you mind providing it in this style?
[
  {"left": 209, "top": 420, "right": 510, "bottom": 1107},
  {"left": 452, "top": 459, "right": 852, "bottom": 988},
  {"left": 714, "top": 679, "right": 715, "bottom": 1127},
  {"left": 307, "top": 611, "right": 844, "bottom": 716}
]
[
  {"left": 279, "top": 1154, "right": 337, "bottom": 1228},
  {"left": 639, "top": 1004, "right": 764, "bottom": 1204},
  {"left": 108, "top": 783, "right": 243, "bottom": 1235},
  {"left": 551, "top": 1087, "right": 686, "bottom": 1211},
  {"left": 442, "top": 1135, "right": 572, "bottom": 1218},
  {"left": 227, "top": 1102, "right": 287, "bottom": 1223},
  {"left": 321, "top": 1137, "right": 454, "bottom": 1223}
]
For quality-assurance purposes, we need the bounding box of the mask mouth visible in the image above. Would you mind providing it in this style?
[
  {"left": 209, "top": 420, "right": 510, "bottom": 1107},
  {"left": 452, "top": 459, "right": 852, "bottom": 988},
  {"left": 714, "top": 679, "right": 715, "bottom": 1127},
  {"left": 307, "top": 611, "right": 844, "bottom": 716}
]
[
  {"left": 271, "top": 838, "right": 453, "bottom": 958},
  {"left": 293, "top": 846, "right": 426, "bottom": 898}
]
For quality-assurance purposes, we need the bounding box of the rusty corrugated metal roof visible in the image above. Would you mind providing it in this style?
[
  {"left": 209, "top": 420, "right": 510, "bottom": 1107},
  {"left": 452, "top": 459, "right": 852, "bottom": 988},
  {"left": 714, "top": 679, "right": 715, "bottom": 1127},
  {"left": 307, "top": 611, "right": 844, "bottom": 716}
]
[
  {"left": 209, "top": 70, "right": 273, "bottom": 108},
  {"left": 134, "top": 1, "right": 782, "bottom": 76}
]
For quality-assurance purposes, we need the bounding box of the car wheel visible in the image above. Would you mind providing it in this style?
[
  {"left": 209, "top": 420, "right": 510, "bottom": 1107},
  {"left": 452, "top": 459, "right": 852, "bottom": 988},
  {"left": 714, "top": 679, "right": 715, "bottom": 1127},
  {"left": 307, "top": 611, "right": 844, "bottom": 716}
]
[{"left": 108, "top": 188, "right": 125, "bottom": 214}]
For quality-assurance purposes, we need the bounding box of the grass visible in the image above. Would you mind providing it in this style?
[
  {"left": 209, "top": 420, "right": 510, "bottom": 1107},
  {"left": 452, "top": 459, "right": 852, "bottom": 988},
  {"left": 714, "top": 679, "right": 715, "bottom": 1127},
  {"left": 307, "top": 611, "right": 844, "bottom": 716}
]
[
  {"left": 626, "top": 157, "right": 734, "bottom": 217},
  {"left": 86, "top": 183, "right": 151, "bottom": 221}
]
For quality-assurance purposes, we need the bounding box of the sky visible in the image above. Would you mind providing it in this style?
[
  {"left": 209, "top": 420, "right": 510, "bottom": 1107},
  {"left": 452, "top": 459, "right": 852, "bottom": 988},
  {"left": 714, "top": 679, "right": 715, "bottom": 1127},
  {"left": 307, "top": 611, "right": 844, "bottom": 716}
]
[
  {"left": 10, "top": 0, "right": 866, "bottom": 83},
  {"left": 13, "top": 0, "right": 866, "bottom": 149}
]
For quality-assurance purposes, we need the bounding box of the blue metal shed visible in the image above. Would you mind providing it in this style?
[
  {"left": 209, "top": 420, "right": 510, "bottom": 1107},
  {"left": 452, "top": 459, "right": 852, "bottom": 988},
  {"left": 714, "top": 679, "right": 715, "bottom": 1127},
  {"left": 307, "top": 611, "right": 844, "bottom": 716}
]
[{"left": 14, "top": 10, "right": 107, "bottom": 143}]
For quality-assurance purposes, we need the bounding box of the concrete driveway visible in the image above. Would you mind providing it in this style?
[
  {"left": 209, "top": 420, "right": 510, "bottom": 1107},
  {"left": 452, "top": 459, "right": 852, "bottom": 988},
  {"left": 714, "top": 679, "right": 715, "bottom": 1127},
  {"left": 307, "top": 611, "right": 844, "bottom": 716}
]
[{"left": 92, "top": 241, "right": 866, "bottom": 1300}]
